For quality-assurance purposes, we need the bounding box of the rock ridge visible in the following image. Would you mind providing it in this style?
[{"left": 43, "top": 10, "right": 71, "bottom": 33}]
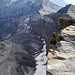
[{"left": 47, "top": 18, "right": 75, "bottom": 75}]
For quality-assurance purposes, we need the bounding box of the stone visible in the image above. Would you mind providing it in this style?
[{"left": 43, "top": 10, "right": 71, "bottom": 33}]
[{"left": 47, "top": 25, "right": 75, "bottom": 75}]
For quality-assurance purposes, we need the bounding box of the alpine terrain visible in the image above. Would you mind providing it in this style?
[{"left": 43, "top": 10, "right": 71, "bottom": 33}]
[{"left": 0, "top": 0, "right": 75, "bottom": 75}]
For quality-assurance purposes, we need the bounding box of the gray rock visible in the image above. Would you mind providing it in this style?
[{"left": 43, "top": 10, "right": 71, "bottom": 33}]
[{"left": 47, "top": 25, "right": 75, "bottom": 75}]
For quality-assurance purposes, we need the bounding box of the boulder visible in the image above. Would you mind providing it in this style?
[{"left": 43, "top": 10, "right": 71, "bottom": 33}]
[{"left": 47, "top": 25, "right": 75, "bottom": 75}]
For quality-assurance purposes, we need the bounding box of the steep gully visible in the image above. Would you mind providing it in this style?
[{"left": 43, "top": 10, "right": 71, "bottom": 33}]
[
  {"left": 14, "top": 35, "right": 48, "bottom": 75},
  {"left": 33, "top": 37, "right": 47, "bottom": 75},
  {"left": 21, "top": 36, "right": 48, "bottom": 75}
]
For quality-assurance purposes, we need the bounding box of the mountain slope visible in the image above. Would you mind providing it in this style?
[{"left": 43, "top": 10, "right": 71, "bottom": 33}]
[
  {"left": 0, "top": 0, "right": 61, "bottom": 18},
  {"left": 39, "top": 0, "right": 61, "bottom": 15},
  {"left": 57, "top": 4, "right": 75, "bottom": 18},
  {"left": 0, "top": 1, "right": 75, "bottom": 75},
  {"left": 0, "top": 0, "right": 61, "bottom": 40}
]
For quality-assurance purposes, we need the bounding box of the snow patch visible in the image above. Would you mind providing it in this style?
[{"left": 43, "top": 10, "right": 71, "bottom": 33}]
[{"left": 34, "top": 39, "right": 47, "bottom": 75}]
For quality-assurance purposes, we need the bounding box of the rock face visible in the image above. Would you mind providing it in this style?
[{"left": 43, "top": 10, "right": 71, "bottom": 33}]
[
  {"left": 58, "top": 18, "right": 75, "bottom": 30},
  {"left": 0, "top": 1, "right": 75, "bottom": 75},
  {"left": 0, "top": 0, "right": 61, "bottom": 40},
  {"left": 39, "top": 0, "right": 61, "bottom": 15},
  {"left": 1, "top": 1, "right": 75, "bottom": 45},
  {"left": 0, "top": 1, "right": 75, "bottom": 43},
  {"left": 0, "top": 0, "right": 61, "bottom": 17},
  {"left": 38, "top": 4, "right": 75, "bottom": 43},
  {"left": 57, "top": 4, "right": 75, "bottom": 18},
  {"left": 47, "top": 25, "right": 75, "bottom": 75}
]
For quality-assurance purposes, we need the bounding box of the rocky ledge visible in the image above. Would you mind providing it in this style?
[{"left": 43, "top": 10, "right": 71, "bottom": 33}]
[{"left": 47, "top": 25, "right": 75, "bottom": 75}]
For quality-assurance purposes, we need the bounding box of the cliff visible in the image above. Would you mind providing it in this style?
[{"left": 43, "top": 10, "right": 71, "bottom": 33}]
[{"left": 47, "top": 18, "right": 75, "bottom": 75}]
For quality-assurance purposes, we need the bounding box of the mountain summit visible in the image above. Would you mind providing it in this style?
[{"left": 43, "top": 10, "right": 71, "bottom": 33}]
[
  {"left": 0, "top": 0, "right": 61, "bottom": 39},
  {"left": 0, "top": 0, "right": 61, "bottom": 17},
  {"left": 57, "top": 4, "right": 75, "bottom": 18},
  {"left": 38, "top": 0, "right": 61, "bottom": 15}
]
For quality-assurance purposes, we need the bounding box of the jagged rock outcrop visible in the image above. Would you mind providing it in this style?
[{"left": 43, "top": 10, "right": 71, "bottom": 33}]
[
  {"left": 39, "top": 0, "right": 61, "bottom": 15},
  {"left": 57, "top": 4, "right": 75, "bottom": 18},
  {"left": 47, "top": 25, "right": 75, "bottom": 75},
  {"left": 58, "top": 18, "right": 75, "bottom": 30},
  {"left": 38, "top": 4, "right": 75, "bottom": 43}
]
